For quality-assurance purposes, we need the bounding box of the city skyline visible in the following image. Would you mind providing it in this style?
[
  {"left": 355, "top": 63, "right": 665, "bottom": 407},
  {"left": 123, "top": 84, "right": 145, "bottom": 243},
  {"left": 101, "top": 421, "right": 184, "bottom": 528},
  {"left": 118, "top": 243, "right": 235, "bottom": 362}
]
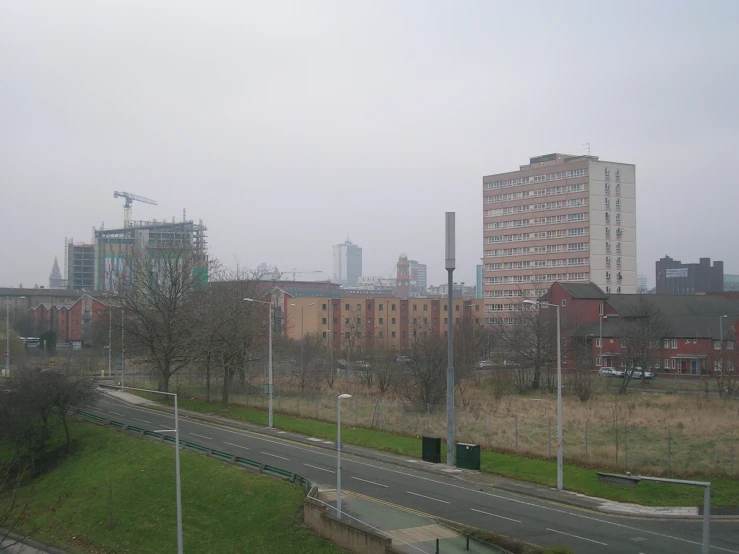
[{"left": 2, "top": 1, "right": 738, "bottom": 289}]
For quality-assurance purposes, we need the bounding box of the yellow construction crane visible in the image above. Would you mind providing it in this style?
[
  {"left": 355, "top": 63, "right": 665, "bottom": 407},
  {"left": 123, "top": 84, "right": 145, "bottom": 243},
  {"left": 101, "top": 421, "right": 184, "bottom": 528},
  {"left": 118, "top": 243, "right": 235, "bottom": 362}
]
[{"left": 113, "top": 191, "right": 158, "bottom": 228}]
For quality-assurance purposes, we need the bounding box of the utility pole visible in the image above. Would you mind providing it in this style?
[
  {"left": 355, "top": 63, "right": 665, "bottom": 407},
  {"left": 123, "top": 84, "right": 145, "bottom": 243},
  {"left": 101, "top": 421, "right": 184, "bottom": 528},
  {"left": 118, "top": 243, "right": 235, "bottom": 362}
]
[{"left": 445, "top": 212, "right": 456, "bottom": 467}]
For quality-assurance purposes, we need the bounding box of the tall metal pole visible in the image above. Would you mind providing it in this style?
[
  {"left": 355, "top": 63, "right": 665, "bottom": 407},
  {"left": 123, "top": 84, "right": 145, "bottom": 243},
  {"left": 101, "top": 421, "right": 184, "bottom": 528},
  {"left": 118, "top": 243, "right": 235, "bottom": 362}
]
[
  {"left": 5, "top": 298, "right": 9, "bottom": 377},
  {"left": 174, "top": 394, "right": 183, "bottom": 554},
  {"left": 120, "top": 296, "right": 125, "bottom": 387},
  {"left": 556, "top": 304, "right": 563, "bottom": 491},
  {"left": 703, "top": 484, "right": 711, "bottom": 554},
  {"left": 599, "top": 315, "right": 603, "bottom": 366},
  {"left": 108, "top": 306, "right": 112, "bottom": 377},
  {"left": 268, "top": 294, "right": 274, "bottom": 429},
  {"left": 719, "top": 315, "right": 725, "bottom": 374},
  {"left": 336, "top": 395, "right": 346, "bottom": 519},
  {"left": 445, "top": 212, "right": 456, "bottom": 467},
  {"left": 301, "top": 305, "right": 305, "bottom": 375}
]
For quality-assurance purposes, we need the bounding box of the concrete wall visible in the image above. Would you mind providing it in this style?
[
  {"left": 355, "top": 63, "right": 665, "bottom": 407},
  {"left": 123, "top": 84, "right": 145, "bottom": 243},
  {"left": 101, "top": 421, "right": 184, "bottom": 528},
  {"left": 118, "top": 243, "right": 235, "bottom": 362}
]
[{"left": 304, "top": 495, "right": 398, "bottom": 554}]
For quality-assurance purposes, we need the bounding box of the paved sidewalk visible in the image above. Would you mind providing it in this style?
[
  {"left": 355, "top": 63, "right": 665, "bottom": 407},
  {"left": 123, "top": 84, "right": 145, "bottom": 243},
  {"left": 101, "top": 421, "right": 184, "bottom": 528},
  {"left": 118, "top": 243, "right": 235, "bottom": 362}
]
[
  {"left": 99, "top": 388, "right": 728, "bottom": 520},
  {"left": 317, "top": 488, "right": 503, "bottom": 554}
]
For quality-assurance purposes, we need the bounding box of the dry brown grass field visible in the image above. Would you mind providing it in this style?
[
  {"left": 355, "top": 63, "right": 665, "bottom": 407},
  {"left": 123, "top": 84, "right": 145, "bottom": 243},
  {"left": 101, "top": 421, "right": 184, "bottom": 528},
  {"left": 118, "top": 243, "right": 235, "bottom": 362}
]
[{"left": 127, "top": 369, "right": 738, "bottom": 478}]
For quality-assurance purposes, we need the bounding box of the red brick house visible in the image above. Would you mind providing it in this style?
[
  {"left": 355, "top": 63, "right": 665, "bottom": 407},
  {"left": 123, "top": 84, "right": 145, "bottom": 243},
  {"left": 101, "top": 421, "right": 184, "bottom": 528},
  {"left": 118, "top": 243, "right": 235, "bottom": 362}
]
[
  {"left": 545, "top": 282, "right": 739, "bottom": 375},
  {"left": 30, "top": 294, "right": 113, "bottom": 345}
]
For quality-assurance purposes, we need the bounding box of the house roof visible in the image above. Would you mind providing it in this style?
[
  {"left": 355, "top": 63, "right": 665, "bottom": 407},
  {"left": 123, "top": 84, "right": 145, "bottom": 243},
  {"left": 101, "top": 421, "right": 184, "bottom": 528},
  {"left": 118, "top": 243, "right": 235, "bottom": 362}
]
[
  {"left": 282, "top": 288, "right": 341, "bottom": 299},
  {"left": 557, "top": 282, "right": 608, "bottom": 300},
  {"left": 606, "top": 294, "right": 739, "bottom": 318}
]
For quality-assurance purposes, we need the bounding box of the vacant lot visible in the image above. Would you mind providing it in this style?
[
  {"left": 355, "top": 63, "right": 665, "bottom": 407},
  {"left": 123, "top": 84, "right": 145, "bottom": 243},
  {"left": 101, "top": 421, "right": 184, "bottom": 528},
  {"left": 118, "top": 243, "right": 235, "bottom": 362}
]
[
  {"left": 128, "top": 370, "right": 738, "bottom": 479},
  {"left": 8, "top": 420, "right": 343, "bottom": 554}
]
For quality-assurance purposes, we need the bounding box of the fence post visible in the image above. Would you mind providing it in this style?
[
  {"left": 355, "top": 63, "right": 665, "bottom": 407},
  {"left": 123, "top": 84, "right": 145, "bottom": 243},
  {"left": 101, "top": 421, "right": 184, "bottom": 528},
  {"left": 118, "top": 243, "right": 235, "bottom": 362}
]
[
  {"left": 548, "top": 417, "right": 552, "bottom": 459},
  {"left": 668, "top": 430, "right": 672, "bottom": 477},
  {"left": 484, "top": 413, "right": 488, "bottom": 446},
  {"left": 297, "top": 395, "right": 300, "bottom": 416},
  {"left": 315, "top": 394, "right": 319, "bottom": 419},
  {"left": 355, "top": 397, "right": 358, "bottom": 427},
  {"left": 585, "top": 420, "right": 589, "bottom": 464},
  {"left": 515, "top": 414, "right": 518, "bottom": 450},
  {"left": 624, "top": 424, "right": 628, "bottom": 470},
  {"left": 731, "top": 429, "right": 735, "bottom": 476}
]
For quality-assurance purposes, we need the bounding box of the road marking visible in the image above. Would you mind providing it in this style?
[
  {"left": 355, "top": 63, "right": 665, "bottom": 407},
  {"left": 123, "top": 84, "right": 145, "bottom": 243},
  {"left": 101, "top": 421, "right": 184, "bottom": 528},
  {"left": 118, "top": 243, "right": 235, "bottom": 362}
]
[
  {"left": 304, "top": 463, "right": 335, "bottom": 474},
  {"left": 224, "top": 442, "right": 249, "bottom": 451},
  {"left": 351, "top": 476, "right": 388, "bottom": 488},
  {"left": 407, "top": 491, "right": 449, "bottom": 504},
  {"left": 471, "top": 508, "right": 521, "bottom": 523},
  {"left": 109, "top": 411, "right": 126, "bottom": 418},
  {"left": 132, "top": 417, "right": 151, "bottom": 424},
  {"left": 190, "top": 433, "right": 213, "bottom": 441},
  {"left": 545, "top": 528, "right": 607, "bottom": 546},
  {"left": 262, "top": 452, "right": 289, "bottom": 461},
  {"left": 103, "top": 402, "right": 739, "bottom": 553}
]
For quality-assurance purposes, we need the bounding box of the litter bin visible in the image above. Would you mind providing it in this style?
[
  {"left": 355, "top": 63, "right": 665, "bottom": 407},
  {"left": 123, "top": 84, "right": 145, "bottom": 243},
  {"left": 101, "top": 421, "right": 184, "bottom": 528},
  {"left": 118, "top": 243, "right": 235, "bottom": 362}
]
[
  {"left": 456, "top": 443, "right": 480, "bottom": 470},
  {"left": 422, "top": 436, "right": 442, "bottom": 463}
]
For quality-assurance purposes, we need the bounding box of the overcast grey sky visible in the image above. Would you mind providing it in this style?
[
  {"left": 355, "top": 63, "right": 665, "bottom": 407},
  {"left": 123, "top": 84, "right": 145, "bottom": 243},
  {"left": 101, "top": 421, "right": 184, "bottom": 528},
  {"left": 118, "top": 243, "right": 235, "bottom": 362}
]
[{"left": 2, "top": 0, "right": 738, "bottom": 289}]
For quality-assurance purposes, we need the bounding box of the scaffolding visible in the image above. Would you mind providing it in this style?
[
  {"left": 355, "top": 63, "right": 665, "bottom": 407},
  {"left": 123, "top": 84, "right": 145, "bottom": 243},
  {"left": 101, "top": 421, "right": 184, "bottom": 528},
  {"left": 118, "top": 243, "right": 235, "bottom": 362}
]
[{"left": 93, "top": 219, "right": 208, "bottom": 292}]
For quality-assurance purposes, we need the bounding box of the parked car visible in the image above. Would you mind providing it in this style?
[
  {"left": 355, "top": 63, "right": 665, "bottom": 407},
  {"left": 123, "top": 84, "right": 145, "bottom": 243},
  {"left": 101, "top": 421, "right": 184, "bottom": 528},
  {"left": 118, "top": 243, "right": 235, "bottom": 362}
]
[
  {"left": 478, "top": 360, "right": 493, "bottom": 369},
  {"left": 629, "top": 367, "right": 654, "bottom": 381},
  {"left": 598, "top": 367, "right": 624, "bottom": 377},
  {"left": 354, "top": 361, "right": 371, "bottom": 369},
  {"left": 337, "top": 359, "right": 348, "bottom": 369},
  {"left": 396, "top": 355, "right": 413, "bottom": 364}
]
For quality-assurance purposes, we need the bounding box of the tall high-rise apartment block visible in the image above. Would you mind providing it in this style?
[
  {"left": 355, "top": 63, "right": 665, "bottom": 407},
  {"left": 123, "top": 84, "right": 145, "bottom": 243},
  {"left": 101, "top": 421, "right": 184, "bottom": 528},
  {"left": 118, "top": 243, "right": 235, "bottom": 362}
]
[
  {"left": 332, "top": 239, "right": 362, "bottom": 285},
  {"left": 482, "top": 153, "right": 636, "bottom": 321}
]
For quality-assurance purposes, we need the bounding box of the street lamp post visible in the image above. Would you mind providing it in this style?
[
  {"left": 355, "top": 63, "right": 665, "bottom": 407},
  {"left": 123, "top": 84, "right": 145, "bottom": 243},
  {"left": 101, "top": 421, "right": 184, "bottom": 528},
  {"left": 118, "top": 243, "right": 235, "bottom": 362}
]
[
  {"left": 5, "top": 296, "right": 25, "bottom": 377},
  {"left": 597, "top": 472, "right": 711, "bottom": 554},
  {"left": 336, "top": 393, "right": 352, "bottom": 519},
  {"left": 290, "top": 302, "right": 315, "bottom": 379},
  {"left": 445, "top": 212, "right": 456, "bottom": 468},
  {"left": 719, "top": 314, "right": 728, "bottom": 374},
  {"left": 524, "top": 299, "right": 563, "bottom": 491},
  {"left": 244, "top": 295, "right": 274, "bottom": 428},
  {"left": 108, "top": 305, "right": 112, "bottom": 377},
  {"left": 117, "top": 385, "right": 183, "bottom": 554}
]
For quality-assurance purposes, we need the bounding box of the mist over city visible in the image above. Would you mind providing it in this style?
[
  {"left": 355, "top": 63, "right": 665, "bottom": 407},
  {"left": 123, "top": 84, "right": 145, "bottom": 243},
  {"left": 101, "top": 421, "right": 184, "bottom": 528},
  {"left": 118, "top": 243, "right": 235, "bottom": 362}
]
[{"left": 1, "top": 2, "right": 738, "bottom": 554}]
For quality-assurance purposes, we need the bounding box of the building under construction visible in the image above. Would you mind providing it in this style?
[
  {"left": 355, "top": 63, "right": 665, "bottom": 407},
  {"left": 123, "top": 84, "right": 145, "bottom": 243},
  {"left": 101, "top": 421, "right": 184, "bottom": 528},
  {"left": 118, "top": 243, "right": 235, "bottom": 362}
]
[
  {"left": 64, "top": 239, "right": 96, "bottom": 290},
  {"left": 93, "top": 219, "right": 208, "bottom": 292}
]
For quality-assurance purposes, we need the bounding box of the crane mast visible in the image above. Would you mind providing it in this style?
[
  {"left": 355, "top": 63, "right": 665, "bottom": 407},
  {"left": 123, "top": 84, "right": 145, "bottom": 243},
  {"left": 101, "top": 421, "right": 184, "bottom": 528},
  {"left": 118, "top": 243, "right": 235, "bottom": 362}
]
[{"left": 113, "top": 191, "right": 158, "bottom": 228}]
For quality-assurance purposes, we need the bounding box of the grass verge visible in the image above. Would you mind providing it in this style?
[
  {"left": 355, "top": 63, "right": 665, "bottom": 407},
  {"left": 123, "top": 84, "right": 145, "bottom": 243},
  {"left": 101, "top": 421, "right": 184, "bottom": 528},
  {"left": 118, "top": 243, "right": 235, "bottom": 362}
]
[
  {"left": 131, "top": 391, "right": 739, "bottom": 507},
  {"left": 10, "top": 420, "right": 344, "bottom": 554}
]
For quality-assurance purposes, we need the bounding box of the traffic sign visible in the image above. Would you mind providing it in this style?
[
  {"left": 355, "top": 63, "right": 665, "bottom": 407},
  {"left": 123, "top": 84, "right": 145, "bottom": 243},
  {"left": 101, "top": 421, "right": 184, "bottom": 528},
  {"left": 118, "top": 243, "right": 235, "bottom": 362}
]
[{"left": 49, "top": 359, "right": 56, "bottom": 366}]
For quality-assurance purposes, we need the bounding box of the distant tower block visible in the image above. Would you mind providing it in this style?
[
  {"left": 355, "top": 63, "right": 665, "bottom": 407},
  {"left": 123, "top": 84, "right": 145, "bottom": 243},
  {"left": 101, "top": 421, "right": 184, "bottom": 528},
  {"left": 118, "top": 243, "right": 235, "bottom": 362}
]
[{"left": 396, "top": 254, "right": 410, "bottom": 299}]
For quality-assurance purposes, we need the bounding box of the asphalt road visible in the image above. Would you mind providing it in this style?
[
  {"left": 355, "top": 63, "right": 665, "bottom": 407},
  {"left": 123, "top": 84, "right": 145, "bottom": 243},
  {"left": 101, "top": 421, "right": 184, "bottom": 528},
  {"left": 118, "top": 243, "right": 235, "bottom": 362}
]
[{"left": 87, "top": 396, "right": 739, "bottom": 554}]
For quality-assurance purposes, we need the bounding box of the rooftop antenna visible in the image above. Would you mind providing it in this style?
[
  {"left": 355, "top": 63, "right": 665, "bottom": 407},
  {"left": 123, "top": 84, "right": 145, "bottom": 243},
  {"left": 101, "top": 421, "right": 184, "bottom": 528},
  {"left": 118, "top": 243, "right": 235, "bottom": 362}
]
[
  {"left": 183, "top": 208, "right": 186, "bottom": 222},
  {"left": 583, "top": 142, "right": 591, "bottom": 157}
]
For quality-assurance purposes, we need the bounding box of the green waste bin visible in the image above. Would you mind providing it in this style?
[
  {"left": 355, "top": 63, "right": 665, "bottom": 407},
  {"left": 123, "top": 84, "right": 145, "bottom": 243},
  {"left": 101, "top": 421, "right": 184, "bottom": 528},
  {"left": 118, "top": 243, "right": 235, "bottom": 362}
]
[
  {"left": 456, "top": 443, "right": 480, "bottom": 470},
  {"left": 422, "top": 436, "right": 441, "bottom": 463}
]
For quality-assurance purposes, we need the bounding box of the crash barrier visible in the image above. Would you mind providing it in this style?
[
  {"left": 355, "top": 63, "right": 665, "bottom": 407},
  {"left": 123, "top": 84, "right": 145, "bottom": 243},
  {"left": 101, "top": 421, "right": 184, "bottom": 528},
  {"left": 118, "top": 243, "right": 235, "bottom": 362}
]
[{"left": 74, "top": 410, "right": 313, "bottom": 493}]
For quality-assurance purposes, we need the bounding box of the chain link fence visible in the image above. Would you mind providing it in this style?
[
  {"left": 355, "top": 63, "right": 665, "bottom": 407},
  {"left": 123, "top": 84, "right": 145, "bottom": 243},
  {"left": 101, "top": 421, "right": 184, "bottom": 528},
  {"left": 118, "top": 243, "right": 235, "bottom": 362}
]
[{"left": 124, "top": 370, "right": 737, "bottom": 478}]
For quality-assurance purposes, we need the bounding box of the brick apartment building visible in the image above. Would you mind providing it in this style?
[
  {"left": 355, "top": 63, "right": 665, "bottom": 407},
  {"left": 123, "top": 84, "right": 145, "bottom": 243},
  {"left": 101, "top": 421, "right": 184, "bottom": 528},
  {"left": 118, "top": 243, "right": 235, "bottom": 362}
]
[
  {"left": 264, "top": 287, "right": 483, "bottom": 356},
  {"left": 482, "top": 153, "right": 637, "bottom": 324},
  {"left": 545, "top": 282, "right": 739, "bottom": 375},
  {"left": 30, "top": 294, "right": 112, "bottom": 344}
]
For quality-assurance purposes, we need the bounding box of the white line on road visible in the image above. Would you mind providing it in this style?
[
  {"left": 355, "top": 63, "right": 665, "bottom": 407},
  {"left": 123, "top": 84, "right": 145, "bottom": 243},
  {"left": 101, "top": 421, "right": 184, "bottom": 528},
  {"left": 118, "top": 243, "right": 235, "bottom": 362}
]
[
  {"left": 262, "top": 452, "right": 290, "bottom": 461},
  {"left": 304, "top": 463, "right": 335, "bottom": 474},
  {"left": 406, "top": 491, "right": 449, "bottom": 504},
  {"left": 471, "top": 508, "right": 521, "bottom": 523},
  {"left": 190, "top": 433, "right": 213, "bottom": 441},
  {"left": 351, "top": 477, "right": 388, "bottom": 488},
  {"left": 132, "top": 417, "right": 151, "bottom": 424},
  {"left": 224, "top": 442, "right": 250, "bottom": 451},
  {"left": 109, "top": 411, "right": 126, "bottom": 418},
  {"left": 139, "top": 413, "right": 739, "bottom": 553},
  {"left": 545, "top": 528, "right": 607, "bottom": 546}
]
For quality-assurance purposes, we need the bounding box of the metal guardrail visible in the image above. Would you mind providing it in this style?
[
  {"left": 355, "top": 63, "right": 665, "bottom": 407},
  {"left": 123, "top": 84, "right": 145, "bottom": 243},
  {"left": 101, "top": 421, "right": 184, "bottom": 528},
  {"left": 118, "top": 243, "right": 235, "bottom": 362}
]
[{"left": 74, "top": 410, "right": 312, "bottom": 492}]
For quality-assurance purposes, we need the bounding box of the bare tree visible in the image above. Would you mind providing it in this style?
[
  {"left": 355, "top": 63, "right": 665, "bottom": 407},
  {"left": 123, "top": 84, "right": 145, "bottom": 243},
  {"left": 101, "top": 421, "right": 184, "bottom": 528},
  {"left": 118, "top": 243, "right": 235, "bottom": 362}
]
[
  {"left": 292, "top": 332, "right": 325, "bottom": 391},
  {"left": 708, "top": 348, "right": 739, "bottom": 399},
  {"left": 617, "top": 295, "right": 672, "bottom": 393},
  {"left": 118, "top": 242, "right": 204, "bottom": 392},
  {"left": 568, "top": 335, "right": 594, "bottom": 402},
  {"left": 400, "top": 329, "right": 447, "bottom": 408},
  {"left": 340, "top": 304, "right": 364, "bottom": 370},
  {"left": 493, "top": 302, "right": 558, "bottom": 392}
]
